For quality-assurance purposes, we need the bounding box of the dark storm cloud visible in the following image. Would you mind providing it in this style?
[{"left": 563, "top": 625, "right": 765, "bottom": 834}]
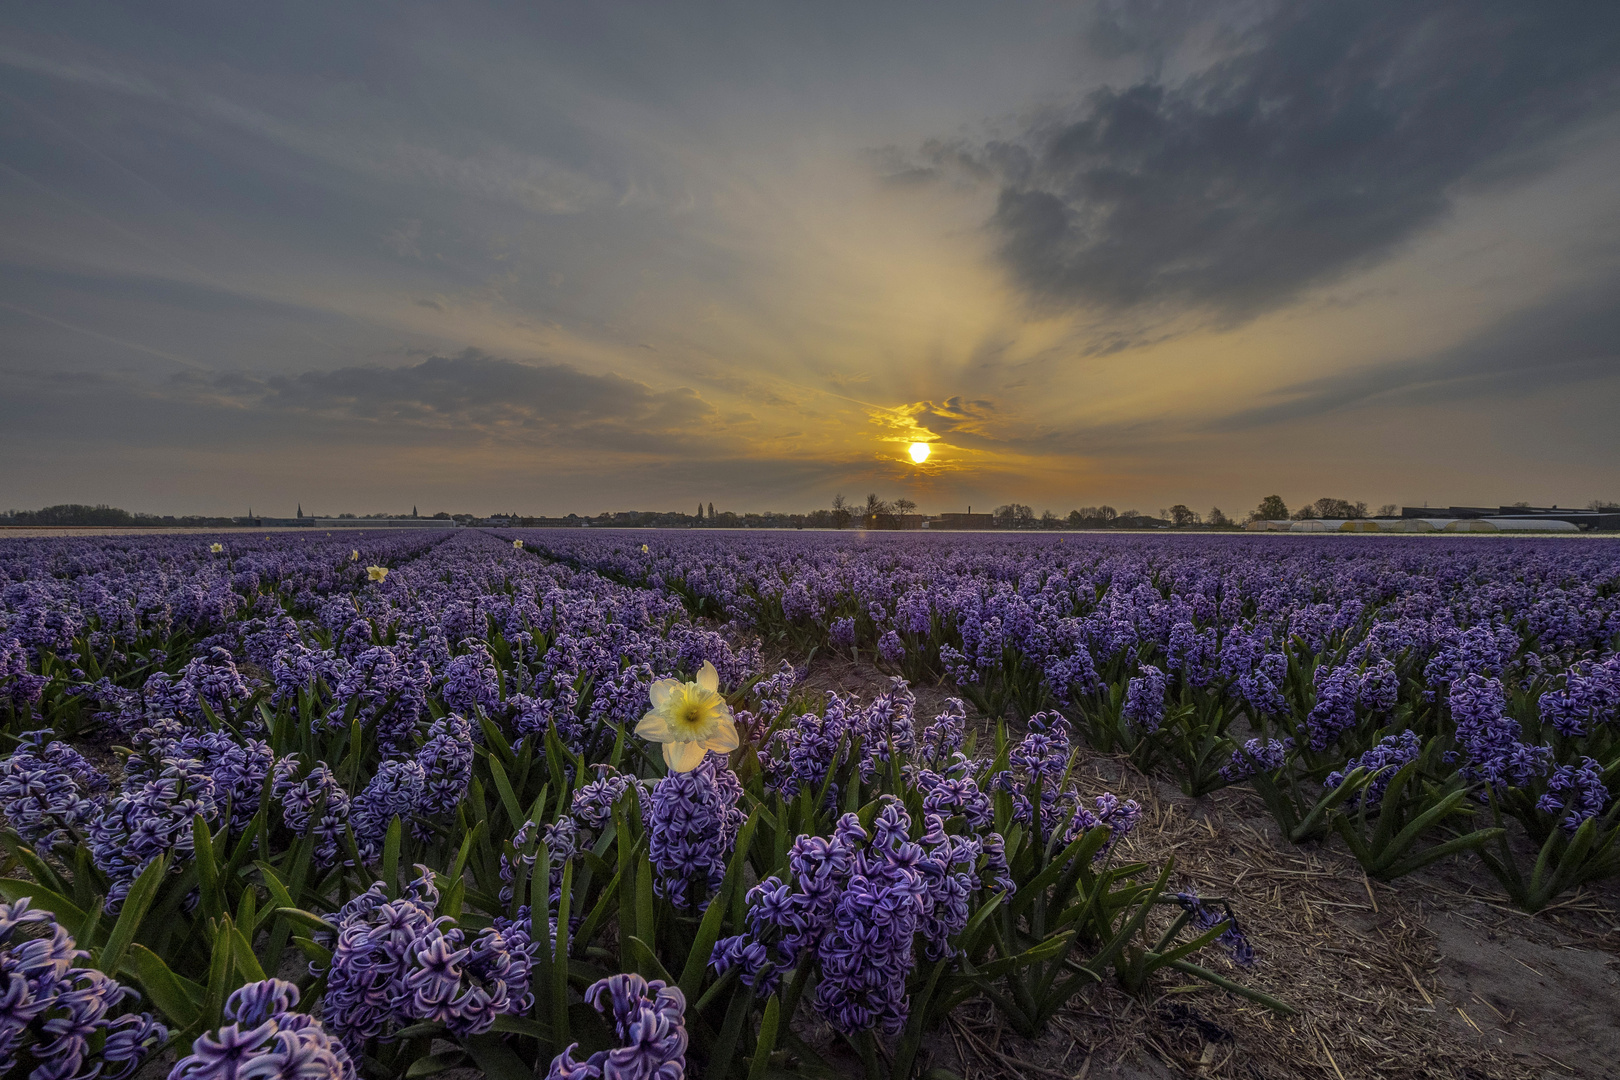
[
  {"left": 1215, "top": 273, "right": 1620, "bottom": 429},
  {"left": 905, "top": 0, "right": 1620, "bottom": 320}
]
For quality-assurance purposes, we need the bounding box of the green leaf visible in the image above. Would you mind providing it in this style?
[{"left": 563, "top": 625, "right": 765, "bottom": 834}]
[
  {"left": 194, "top": 816, "right": 221, "bottom": 919},
  {"left": 488, "top": 757, "right": 525, "bottom": 832},
  {"left": 127, "top": 943, "right": 204, "bottom": 1030},
  {"left": 230, "top": 925, "right": 267, "bottom": 982},
  {"left": 680, "top": 811, "right": 759, "bottom": 1002},
  {"left": 405, "top": 1050, "right": 469, "bottom": 1077},
  {"left": 96, "top": 855, "right": 166, "bottom": 977},
  {"left": 626, "top": 935, "right": 676, "bottom": 985},
  {"left": 383, "top": 815, "right": 404, "bottom": 898},
  {"left": 748, "top": 994, "right": 781, "bottom": 1080},
  {"left": 0, "top": 878, "right": 87, "bottom": 928},
  {"left": 461, "top": 1032, "right": 534, "bottom": 1080}
]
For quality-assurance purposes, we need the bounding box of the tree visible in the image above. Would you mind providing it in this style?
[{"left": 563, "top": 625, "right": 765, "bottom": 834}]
[
  {"left": 697, "top": 503, "right": 704, "bottom": 520},
  {"left": 1169, "top": 504, "right": 1198, "bottom": 527},
  {"left": 994, "top": 504, "right": 1033, "bottom": 527},
  {"left": 894, "top": 497, "right": 916, "bottom": 524},
  {"left": 1097, "top": 505, "right": 1117, "bottom": 523},
  {"left": 1208, "top": 507, "right": 1230, "bottom": 527},
  {"left": 1290, "top": 503, "right": 1318, "bottom": 520},
  {"left": 1306, "top": 497, "right": 1368, "bottom": 520},
  {"left": 1252, "top": 495, "right": 1288, "bottom": 521},
  {"left": 1040, "top": 509, "right": 1059, "bottom": 528},
  {"left": 831, "top": 493, "right": 851, "bottom": 530},
  {"left": 708, "top": 502, "right": 716, "bottom": 520},
  {"left": 1068, "top": 509, "right": 1085, "bottom": 527},
  {"left": 1376, "top": 504, "right": 1399, "bottom": 518}
]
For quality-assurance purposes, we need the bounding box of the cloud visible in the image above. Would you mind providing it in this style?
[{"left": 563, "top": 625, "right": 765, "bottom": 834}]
[
  {"left": 904, "top": 0, "right": 1620, "bottom": 321},
  {"left": 155, "top": 349, "right": 726, "bottom": 454},
  {"left": 1214, "top": 273, "right": 1620, "bottom": 428}
]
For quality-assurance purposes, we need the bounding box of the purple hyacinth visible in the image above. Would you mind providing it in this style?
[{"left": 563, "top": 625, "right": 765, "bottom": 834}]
[
  {"left": 1449, "top": 675, "right": 1551, "bottom": 788},
  {"left": 829, "top": 617, "right": 856, "bottom": 651},
  {"left": 642, "top": 757, "right": 745, "bottom": 911},
  {"left": 1305, "top": 667, "right": 1359, "bottom": 751},
  {"left": 545, "top": 974, "right": 687, "bottom": 1080},
  {"left": 572, "top": 766, "right": 637, "bottom": 833},
  {"left": 1537, "top": 757, "right": 1610, "bottom": 832},
  {"left": 0, "top": 899, "right": 167, "bottom": 1080},
  {"left": 168, "top": 979, "right": 354, "bottom": 1080},
  {"left": 274, "top": 760, "right": 352, "bottom": 868},
  {"left": 713, "top": 800, "right": 994, "bottom": 1035},
  {"left": 1326, "top": 729, "right": 1422, "bottom": 810},
  {"left": 415, "top": 714, "right": 475, "bottom": 818},
  {"left": 321, "top": 867, "right": 535, "bottom": 1051},
  {"left": 1066, "top": 792, "right": 1143, "bottom": 860},
  {"left": 1218, "top": 737, "right": 1291, "bottom": 782},
  {"left": 87, "top": 757, "right": 220, "bottom": 911},
  {"left": 349, "top": 759, "right": 427, "bottom": 854},
  {"left": 1123, "top": 666, "right": 1167, "bottom": 733},
  {"left": 0, "top": 738, "right": 105, "bottom": 848}
]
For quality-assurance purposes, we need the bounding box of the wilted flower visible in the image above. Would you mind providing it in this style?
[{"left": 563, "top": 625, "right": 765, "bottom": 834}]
[
  {"left": 366, "top": 565, "right": 389, "bottom": 582},
  {"left": 636, "top": 661, "right": 739, "bottom": 772}
]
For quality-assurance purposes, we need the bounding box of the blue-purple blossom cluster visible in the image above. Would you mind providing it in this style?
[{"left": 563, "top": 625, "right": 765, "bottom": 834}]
[
  {"left": 168, "top": 979, "right": 354, "bottom": 1080},
  {"left": 1326, "top": 730, "right": 1424, "bottom": 810},
  {"left": 712, "top": 799, "right": 998, "bottom": 1034},
  {"left": 0, "top": 899, "right": 167, "bottom": 1080},
  {"left": 642, "top": 757, "right": 745, "bottom": 911},
  {"left": 546, "top": 974, "right": 687, "bottom": 1080},
  {"left": 321, "top": 867, "right": 536, "bottom": 1051}
]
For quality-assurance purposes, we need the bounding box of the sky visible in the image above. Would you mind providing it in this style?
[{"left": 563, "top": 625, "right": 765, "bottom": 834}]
[{"left": 3, "top": 0, "right": 1619, "bottom": 519}]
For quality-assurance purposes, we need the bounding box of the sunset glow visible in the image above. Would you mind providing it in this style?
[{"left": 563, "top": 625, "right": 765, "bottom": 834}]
[{"left": 909, "top": 442, "right": 931, "bottom": 464}]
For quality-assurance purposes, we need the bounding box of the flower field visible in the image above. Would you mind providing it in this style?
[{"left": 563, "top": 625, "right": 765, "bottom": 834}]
[{"left": 1, "top": 529, "right": 1617, "bottom": 1079}]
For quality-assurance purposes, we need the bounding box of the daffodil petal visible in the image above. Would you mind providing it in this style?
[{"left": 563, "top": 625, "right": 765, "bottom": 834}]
[
  {"left": 702, "top": 719, "right": 740, "bottom": 754},
  {"left": 649, "top": 679, "right": 680, "bottom": 709},
  {"left": 636, "top": 712, "right": 673, "bottom": 739},
  {"left": 696, "top": 661, "right": 719, "bottom": 693},
  {"left": 664, "top": 740, "right": 708, "bottom": 773}
]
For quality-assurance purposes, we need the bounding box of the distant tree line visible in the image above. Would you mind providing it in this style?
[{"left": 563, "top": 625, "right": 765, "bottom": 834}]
[{"left": 0, "top": 504, "right": 241, "bottom": 527}]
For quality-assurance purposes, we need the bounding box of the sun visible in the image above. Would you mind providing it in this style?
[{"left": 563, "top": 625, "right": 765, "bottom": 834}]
[{"left": 908, "top": 442, "right": 931, "bottom": 464}]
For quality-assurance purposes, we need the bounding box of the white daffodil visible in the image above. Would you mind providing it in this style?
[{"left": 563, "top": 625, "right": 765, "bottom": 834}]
[
  {"left": 636, "top": 661, "right": 739, "bottom": 772},
  {"left": 367, "top": 565, "right": 389, "bottom": 582},
  {"left": 514, "top": 539, "right": 524, "bottom": 549},
  {"left": 210, "top": 543, "right": 223, "bottom": 554}
]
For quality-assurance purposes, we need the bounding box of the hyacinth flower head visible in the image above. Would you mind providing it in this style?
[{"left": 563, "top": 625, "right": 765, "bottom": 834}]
[
  {"left": 169, "top": 979, "right": 354, "bottom": 1080},
  {"left": 0, "top": 898, "right": 168, "bottom": 1080},
  {"left": 636, "top": 661, "right": 739, "bottom": 772},
  {"left": 546, "top": 974, "right": 687, "bottom": 1080},
  {"left": 366, "top": 565, "right": 389, "bottom": 582}
]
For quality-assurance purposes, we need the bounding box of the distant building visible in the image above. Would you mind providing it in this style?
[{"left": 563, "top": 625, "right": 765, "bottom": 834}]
[{"left": 1401, "top": 506, "right": 1619, "bottom": 530}]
